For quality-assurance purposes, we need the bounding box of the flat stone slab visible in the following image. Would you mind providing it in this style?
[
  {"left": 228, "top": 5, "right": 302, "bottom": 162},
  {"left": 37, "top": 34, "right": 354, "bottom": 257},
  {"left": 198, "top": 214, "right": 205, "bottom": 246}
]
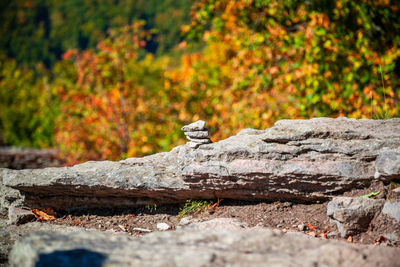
[
  {"left": 184, "top": 130, "right": 209, "bottom": 139},
  {"left": 9, "top": 228, "right": 400, "bottom": 267},
  {"left": 1, "top": 117, "right": 400, "bottom": 212},
  {"left": 185, "top": 136, "right": 212, "bottom": 143},
  {"left": 181, "top": 120, "right": 206, "bottom": 131}
]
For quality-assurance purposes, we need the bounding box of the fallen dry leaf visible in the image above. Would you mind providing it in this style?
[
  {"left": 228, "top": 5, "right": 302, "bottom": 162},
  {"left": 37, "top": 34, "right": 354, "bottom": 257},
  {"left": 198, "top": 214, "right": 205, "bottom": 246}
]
[
  {"left": 72, "top": 220, "right": 80, "bottom": 226},
  {"left": 41, "top": 208, "right": 57, "bottom": 216},
  {"left": 32, "top": 209, "right": 55, "bottom": 222},
  {"left": 321, "top": 229, "right": 329, "bottom": 239},
  {"left": 307, "top": 223, "right": 315, "bottom": 231},
  {"left": 347, "top": 236, "right": 353, "bottom": 243},
  {"left": 211, "top": 199, "right": 224, "bottom": 209}
]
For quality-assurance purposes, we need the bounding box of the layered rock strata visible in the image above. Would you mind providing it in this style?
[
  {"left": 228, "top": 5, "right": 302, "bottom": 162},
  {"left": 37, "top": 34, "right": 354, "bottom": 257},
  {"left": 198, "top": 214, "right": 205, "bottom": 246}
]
[
  {"left": 1, "top": 117, "right": 400, "bottom": 212},
  {"left": 181, "top": 120, "right": 212, "bottom": 148}
]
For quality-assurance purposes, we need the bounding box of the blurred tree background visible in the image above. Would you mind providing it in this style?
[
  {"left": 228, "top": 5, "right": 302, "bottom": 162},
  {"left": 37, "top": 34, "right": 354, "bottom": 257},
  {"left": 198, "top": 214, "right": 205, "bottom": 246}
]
[{"left": 0, "top": 0, "right": 399, "bottom": 164}]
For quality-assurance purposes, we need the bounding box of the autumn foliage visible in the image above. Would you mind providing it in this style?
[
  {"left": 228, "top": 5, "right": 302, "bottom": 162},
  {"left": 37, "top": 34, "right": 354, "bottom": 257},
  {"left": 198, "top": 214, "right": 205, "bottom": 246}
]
[
  {"left": 55, "top": 23, "right": 185, "bottom": 163},
  {"left": 2, "top": 0, "right": 400, "bottom": 164},
  {"left": 179, "top": 0, "right": 400, "bottom": 122}
]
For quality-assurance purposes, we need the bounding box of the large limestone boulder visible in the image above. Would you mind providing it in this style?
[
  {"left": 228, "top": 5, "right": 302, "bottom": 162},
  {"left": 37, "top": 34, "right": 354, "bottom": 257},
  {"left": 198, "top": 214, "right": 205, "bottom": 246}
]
[
  {"left": 1, "top": 117, "right": 400, "bottom": 212},
  {"left": 9, "top": 228, "right": 400, "bottom": 267}
]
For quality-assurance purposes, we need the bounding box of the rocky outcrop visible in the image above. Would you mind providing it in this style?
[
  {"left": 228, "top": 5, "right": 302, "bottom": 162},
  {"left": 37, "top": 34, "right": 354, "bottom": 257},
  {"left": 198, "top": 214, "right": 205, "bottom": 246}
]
[
  {"left": 1, "top": 117, "right": 400, "bottom": 212},
  {"left": 7, "top": 207, "right": 35, "bottom": 225},
  {"left": 327, "top": 197, "right": 385, "bottom": 237},
  {"left": 9, "top": 227, "right": 400, "bottom": 267},
  {"left": 0, "top": 181, "right": 24, "bottom": 218}
]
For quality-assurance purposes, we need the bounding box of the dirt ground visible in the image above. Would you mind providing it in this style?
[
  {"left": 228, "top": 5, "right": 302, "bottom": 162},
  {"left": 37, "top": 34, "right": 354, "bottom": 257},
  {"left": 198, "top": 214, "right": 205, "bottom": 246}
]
[{"left": 38, "top": 180, "right": 399, "bottom": 247}]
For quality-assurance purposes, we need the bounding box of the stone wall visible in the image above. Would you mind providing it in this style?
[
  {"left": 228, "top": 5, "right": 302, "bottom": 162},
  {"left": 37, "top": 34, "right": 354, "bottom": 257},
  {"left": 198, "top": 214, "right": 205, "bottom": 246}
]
[{"left": 0, "top": 147, "right": 63, "bottom": 170}]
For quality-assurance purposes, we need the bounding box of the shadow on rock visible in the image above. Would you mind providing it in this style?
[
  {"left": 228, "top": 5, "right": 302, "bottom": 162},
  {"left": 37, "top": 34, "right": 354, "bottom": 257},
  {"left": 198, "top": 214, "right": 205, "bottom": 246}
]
[{"left": 36, "top": 249, "right": 106, "bottom": 267}]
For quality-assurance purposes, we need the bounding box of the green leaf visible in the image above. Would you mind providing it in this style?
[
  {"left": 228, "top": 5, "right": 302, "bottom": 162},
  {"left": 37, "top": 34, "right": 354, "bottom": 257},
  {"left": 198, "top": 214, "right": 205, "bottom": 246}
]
[{"left": 359, "top": 191, "right": 380, "bottom": 198}]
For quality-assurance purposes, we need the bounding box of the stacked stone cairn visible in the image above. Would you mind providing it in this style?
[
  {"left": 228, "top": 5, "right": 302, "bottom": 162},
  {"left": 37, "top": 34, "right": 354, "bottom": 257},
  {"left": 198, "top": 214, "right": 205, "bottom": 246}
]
[{"left": 181, "top": 120, "right": 212, "bottom": 148}]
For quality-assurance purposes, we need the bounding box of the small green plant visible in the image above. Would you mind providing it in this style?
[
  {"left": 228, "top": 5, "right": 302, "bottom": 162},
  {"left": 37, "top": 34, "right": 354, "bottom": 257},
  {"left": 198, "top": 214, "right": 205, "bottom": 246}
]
[
  {"left": 145, "top": 203, "right": 157, "bottom": 213},
  {"left": 371, "top": 65, "right": 393, "bottom": 120},
  {"left": 177, "top": 199, "right": 213, "bottom": 220},
  {"left": 390, "top": 181, "right": 399, "bottom": 190},
  {"left": 359, "top": 191, "right": 380, "bottom": 198}
]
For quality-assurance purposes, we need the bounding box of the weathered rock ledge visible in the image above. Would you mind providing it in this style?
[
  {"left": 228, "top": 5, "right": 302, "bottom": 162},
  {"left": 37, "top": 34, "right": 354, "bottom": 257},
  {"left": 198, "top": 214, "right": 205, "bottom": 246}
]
[
  {"left": 1, "top": 117, "right": 400, "bottom": 212},
  {"left": 8, "top": 227, "right": 400, "bottom": 267}
]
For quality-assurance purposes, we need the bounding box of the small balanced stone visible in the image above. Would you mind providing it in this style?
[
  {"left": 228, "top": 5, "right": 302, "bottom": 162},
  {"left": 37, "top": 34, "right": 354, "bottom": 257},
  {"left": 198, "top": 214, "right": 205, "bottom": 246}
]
[
  {"left": 182, "top": 120, "right": 212, "bottom": 149},
  {"left": 181, "top": 120, "right": 206, "bottom": 132},
  {"left": 185, "top": 130, "right": 209, "bottom": 139}
]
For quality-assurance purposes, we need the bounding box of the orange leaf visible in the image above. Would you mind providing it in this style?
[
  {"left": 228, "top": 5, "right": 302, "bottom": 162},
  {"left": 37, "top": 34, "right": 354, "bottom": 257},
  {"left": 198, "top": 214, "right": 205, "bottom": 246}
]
[
  {"left": 347, "top": 236, "right": 353, "bottom": 243},
  {"left": 42, "top": 208, "right": 57, "bottom": 217},
  {"left": 321, "top": 229, "right": 329, "bottom": 239},
  {"left": 211, "top": 198, "right": 224, "bottom": 209},
  {"left": 32, "top": 209, "right": 55, "bottom": 222},
  {"left": 72, "top": 220, "right": 80, "bottom": 226},
  {"left": 307, "top": 223, "right": 315, "bottom": 231}
]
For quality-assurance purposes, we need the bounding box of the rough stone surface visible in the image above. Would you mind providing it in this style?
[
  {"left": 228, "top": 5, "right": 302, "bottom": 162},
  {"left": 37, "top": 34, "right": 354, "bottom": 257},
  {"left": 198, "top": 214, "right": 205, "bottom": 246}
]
[
  {"left": 8, "top": 207, "right": 35, "bottom": 225},
  {"left": 0, "top": 175, "right": 24, "bottom": 217},
  {"left": 2, "top": 117, "right": 400, "bottom": 212},
  {"left": 177, "top": 216, "right": 197, "bottom": 228},
  {"left": 184, "top": 130, "right": 209, "bottom": 139},
  {"left": 1, "top": 222, "right": 125, "bottom": 265},
  {"left": 9, "top": 228, "right": 400, "bottom": 267},
  {"left": 187, "top": 141, "right": 202, "bottom": 148},
  {"left": 374, "top": 149, "right": 400, "bottom": 179},
  {"left": 179, "top": 218, "right": 247, "bottom": 230},
  {"left": 181, "top": 120, "right": 206, "bottom": 132},
  {"left": 390, "top": 187, "right": 400, "bottom": 201},
  {"left": 156, "top": 222, "right": 170, "bottom": 231},
  {"left": 327, "top": 197, "right": 385, "bottom": 237},
  {"left": 382, "top": 202, "right": 400, "bottom": 222},
  {"left": 185, "top": 137, "right": 212, "bottom": 144}
]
